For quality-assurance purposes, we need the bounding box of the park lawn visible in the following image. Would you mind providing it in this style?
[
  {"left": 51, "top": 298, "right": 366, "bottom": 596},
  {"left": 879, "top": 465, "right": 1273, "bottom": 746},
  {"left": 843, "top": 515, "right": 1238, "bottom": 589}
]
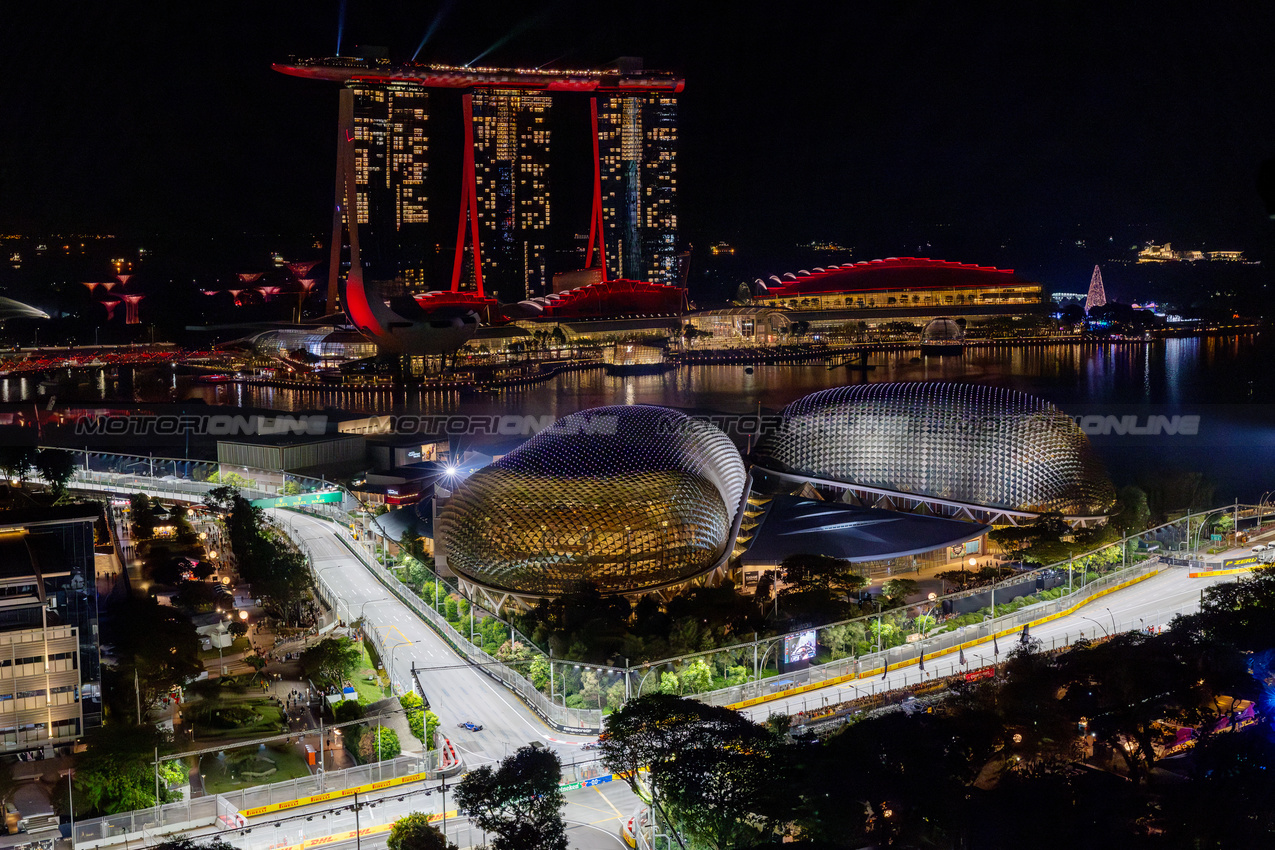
[
  {"left": 199, "top": 636, "right": 252, "bottom": 662},
  {"left": 190, "top": 698, "right": 287, "bottom": 740},
  {"left": 200, "top": 742, "right": 312, "bottom": 795},
  {"left": 351, "top": 643, "right": 388, "bottom": 705}
]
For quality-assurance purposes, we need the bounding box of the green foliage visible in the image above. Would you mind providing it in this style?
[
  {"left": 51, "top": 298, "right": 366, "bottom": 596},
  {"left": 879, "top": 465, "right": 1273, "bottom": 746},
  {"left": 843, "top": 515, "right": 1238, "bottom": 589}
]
[
  {"left": 300, "top": 637, "right": 362, "bottom": 687},
  {"left": 386, "top": 812, "right": 456, "bottom": 850},
  {"left": 455, "top": 747, "right": 568, "bottom": 850},
  {"left": 358, "top": 726, "right": 401, "bottom": 762},
  {"left": 678, "top": 658, "right": 713, "bottom": 695},
  {"left": 658, "top": 671, "right": 680, "bottom": 694},
  {"left": 444, "top": 597, "right": 459, "bottom": 622},
  {"left": 158, "top": 759, "right": 187, "bottom": 787},
  {"left": 400, "top": 692, "right": 428, "bottom": 745},
  {"left": 333, "top": 699, "right": 364, "bottom": 724},
  {"left": 529, "top": 655, "right": 550, "bottom": 692},
  {"left": 72, "top": 726, "right": 176, "bottom": 815},
  {"left": 599, "top": 695, "right": 788, "bottom": 850},
  {"left": 150, "top": 840, "right": 238, "bottom": 850},
  {"left": 35, "top": 448, "right": 77, "bottom": 497},
  {"left": 1111, "top": 485, "right": 1151, "bottom": 534},
  {"left": 425, "top": 710, "right": 439, "bottom": 748},
  {"left": 606, "top": 680, "right": 626, "bottom": 711},
  {"left": 779, "top": 552, "right": 868, "bottom": 595},
  {"left": 202, "top": 484, "right": 237, "bottom": 513},
  {"left": 0, "top": 445, "right": 37, "bottom": 481},
  {"left": 100, "top": 596, "right": 202, "bottom": 715},
  {"left": 881, "top": 578, "right": 920, "bottom": 604},
  {"left": 220, "top": 491, "right": 312, "bottom": 623},
  {"left": 207, "top": 470, "right": 256, "bottom": 488}
]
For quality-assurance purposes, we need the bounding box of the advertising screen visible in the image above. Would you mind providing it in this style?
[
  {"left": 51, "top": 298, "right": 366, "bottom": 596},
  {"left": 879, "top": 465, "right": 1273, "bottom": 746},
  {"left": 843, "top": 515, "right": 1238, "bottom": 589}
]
[{"left": 783, "top": 629, "right": 818, "bottom": 665}]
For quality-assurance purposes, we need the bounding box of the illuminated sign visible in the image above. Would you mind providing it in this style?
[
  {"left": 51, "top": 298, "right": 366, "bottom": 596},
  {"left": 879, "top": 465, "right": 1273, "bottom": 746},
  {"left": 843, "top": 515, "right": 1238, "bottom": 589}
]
[
  {"left": 250, "top": 490, "right": 343, "bottom": 509},
  {"left": 783, "top": 630, "right": 817, "bottom": 665}
]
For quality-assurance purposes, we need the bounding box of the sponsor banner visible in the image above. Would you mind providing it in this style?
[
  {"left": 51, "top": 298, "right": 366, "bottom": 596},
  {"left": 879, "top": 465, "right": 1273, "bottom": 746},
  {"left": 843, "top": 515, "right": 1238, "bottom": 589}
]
[
  {"left": 269, "top": 812, "right": 454, "bottom": 850},
  {"left": 725, "top": 569, "right": 1160, "bottom": 712},
  {"left": 560, "top": 773, "right": 616, "bottom": 793},
  {"left": 239, "top": 771, "right": 427, "bottom": 818},
  {"left": 963, "top": 666, "right": 995, "bottom": 683},
  {"left": 1190, "top": 566, "right": 1258, "bottom": 578},
  {"left": 250, "top": 490, "right": 343, "bottom": 509}
]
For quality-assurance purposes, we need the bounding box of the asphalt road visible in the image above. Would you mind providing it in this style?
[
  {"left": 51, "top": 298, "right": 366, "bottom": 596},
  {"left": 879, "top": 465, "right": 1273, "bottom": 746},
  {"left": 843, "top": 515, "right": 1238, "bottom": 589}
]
[
  {"left": 739, "top": 563, "right": 1240, "bottom": 721},
  {"left": 275, "top": 510, "right": 600, "bottom": 770},
  {"left": 204, "top": 773, "right": 639, "bottom": 850}
]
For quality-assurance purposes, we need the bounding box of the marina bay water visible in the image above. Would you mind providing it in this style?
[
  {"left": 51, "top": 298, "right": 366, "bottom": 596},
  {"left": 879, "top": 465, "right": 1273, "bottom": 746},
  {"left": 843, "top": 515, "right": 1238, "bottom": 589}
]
[{"left": 8, "top": 334, "right": 1273, "bottom": 499}]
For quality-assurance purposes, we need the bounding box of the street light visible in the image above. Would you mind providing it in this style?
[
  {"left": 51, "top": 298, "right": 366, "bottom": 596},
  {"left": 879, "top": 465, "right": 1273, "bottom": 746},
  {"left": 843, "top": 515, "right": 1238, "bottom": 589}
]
[
  {"left": 1079, "top": 616, "right": 1109, "bottom": 638},
  {"left": 389, "top": 639, "right": 422, "bottom": 687},
  {"left": 358, "top": 597, "right": 391, "bottom": 621},
  {"left": 1104, "top": 606, "right": 1117, "bottom": 634}
]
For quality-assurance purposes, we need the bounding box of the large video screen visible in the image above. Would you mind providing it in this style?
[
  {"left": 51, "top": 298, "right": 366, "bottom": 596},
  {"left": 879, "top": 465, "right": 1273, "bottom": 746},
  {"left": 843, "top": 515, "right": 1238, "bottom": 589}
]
[{"left": 783, "top": 629, "right": 817, "bottom": 665}]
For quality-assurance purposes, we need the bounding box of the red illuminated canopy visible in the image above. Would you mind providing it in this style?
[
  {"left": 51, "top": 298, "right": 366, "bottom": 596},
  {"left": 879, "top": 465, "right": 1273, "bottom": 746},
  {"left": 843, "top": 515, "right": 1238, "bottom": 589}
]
[
  {"left": 273, "top": 61, "right": 684, "bottom": 94},
  {"left": 755, "top": 258, "right": 1032, "bottom": 298}
]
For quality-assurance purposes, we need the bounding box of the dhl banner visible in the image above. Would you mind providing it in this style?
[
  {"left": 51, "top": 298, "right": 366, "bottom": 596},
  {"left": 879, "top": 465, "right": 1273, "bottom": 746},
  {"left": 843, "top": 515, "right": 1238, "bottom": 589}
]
[
  {"left": 266, "top": 811, "right": 455, "bottom": 850},
  {"left": 240, "top": 771, "right": 429, "bottom": 818}
]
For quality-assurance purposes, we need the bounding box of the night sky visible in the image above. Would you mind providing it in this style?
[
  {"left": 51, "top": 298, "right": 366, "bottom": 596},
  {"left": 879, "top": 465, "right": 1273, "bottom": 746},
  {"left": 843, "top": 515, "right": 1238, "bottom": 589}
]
[{"left": 4, "top": 1, "right": 1274, "bottom": 282}]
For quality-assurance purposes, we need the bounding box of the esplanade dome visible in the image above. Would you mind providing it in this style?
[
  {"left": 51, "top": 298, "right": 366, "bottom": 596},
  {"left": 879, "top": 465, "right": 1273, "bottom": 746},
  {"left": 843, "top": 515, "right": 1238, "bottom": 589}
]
[
  {"left": 754, "top": 382, "right": 1115, "bottom": 519},
  {"left": 437, "top": 405, "right": 746, "bottom": 597}
]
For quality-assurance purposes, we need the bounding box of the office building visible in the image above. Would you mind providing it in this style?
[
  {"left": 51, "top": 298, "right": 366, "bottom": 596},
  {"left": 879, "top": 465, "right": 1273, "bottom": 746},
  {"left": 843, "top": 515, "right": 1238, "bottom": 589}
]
[
  {"left": 275, "top": 56, "right": 684, "bottom": 305},
  {"left": 348, "top": 81, "right": 431, "bottom": 284},
  {"left": 596, "top": 78, "right": 680, "bottom": 285},
  {"left": 471, "top": 89, "right": 553, "bottom": 301},
  {"left": 0, "top": 504, "right": 104, "bottom": 751}
]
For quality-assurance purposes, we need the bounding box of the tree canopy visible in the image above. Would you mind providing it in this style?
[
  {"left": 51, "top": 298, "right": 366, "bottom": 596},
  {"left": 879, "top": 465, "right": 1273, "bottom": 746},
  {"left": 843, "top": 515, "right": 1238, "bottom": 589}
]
[
  {"left": 387, "top": 813, "right": 456, "bottom": 850},
  {"left": 299, "top": 636, "right": 362, "bottom": 686},
  {"left": 100, "top": 596, "right": 202, "bottom": 715},
  {"left": 454, "top": 746, "right": 567, "bottom": 850}
]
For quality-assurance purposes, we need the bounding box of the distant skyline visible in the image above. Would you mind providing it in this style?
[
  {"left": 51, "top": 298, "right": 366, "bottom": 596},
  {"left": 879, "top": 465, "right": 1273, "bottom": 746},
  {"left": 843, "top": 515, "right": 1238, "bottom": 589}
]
[{"left": 3, "top": 1, "right": 1274, "bottom": 277}]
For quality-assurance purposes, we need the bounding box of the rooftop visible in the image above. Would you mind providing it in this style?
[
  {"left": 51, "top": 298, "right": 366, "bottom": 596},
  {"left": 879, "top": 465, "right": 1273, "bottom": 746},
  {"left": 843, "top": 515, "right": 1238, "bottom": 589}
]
[
  {"left": 274, "top": 57, "right": 684, "bottom": 93},
  {"left": 753, "top": 257, "right": 1037, "bottom": 298},
  {"left": 741, "top": 495, "right": 989, "bottom": 565}
]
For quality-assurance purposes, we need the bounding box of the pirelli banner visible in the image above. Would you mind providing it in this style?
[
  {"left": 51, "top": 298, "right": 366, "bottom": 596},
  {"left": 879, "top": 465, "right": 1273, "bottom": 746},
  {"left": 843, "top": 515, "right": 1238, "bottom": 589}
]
[{"left": 240, "top": 771, "right": 429, "bottom": 818}]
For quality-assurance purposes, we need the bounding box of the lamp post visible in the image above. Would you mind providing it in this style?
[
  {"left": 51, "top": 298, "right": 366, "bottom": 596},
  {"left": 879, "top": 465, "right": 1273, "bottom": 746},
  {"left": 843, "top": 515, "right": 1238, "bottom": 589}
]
[
  {"left": 389, "top": 639, "right": 421, "bottom": 693},
  {"left": 1105, "top": 607, "right": 1117, "bottom": 635},
  {"left": 359, "top": 597, "right": 391, "bottom": 621},
  {"left": 1080, "top": 616, "right": 1109, "bottom": 638}
]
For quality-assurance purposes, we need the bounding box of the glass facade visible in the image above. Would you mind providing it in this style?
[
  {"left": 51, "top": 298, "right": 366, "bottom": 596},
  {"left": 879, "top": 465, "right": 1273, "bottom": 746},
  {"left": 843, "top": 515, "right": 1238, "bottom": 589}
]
[
  {"left": 438, "top": 406, "right": 745, "bottom": 596},
  {"left": 350, "top": 83, "right": 431, "bottom": 280},
  {"left": 756, "top": 383, "right": 1115, "bottom": 517},
  {"left": 597, "top": 93, "right": 679, "bottom": 284},
  {"left": 472, "top": 89, "right": 552, "bottom": 302}
]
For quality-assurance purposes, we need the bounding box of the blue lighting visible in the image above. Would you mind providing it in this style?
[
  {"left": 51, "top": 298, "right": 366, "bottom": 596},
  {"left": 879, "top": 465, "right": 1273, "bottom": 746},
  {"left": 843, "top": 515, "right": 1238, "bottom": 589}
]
[
  {"left": 336, "top": 0, "right": 347, "bottom": 55},
  {"left": 412, "top": 0, "right": 456, "bottom": 61}
]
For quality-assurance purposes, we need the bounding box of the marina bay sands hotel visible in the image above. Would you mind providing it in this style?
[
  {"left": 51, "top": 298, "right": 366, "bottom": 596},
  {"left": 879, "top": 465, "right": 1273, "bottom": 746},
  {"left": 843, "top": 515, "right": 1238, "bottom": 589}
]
[{"left": 274, "top": 53, "right": 684, "bottom": 305}]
